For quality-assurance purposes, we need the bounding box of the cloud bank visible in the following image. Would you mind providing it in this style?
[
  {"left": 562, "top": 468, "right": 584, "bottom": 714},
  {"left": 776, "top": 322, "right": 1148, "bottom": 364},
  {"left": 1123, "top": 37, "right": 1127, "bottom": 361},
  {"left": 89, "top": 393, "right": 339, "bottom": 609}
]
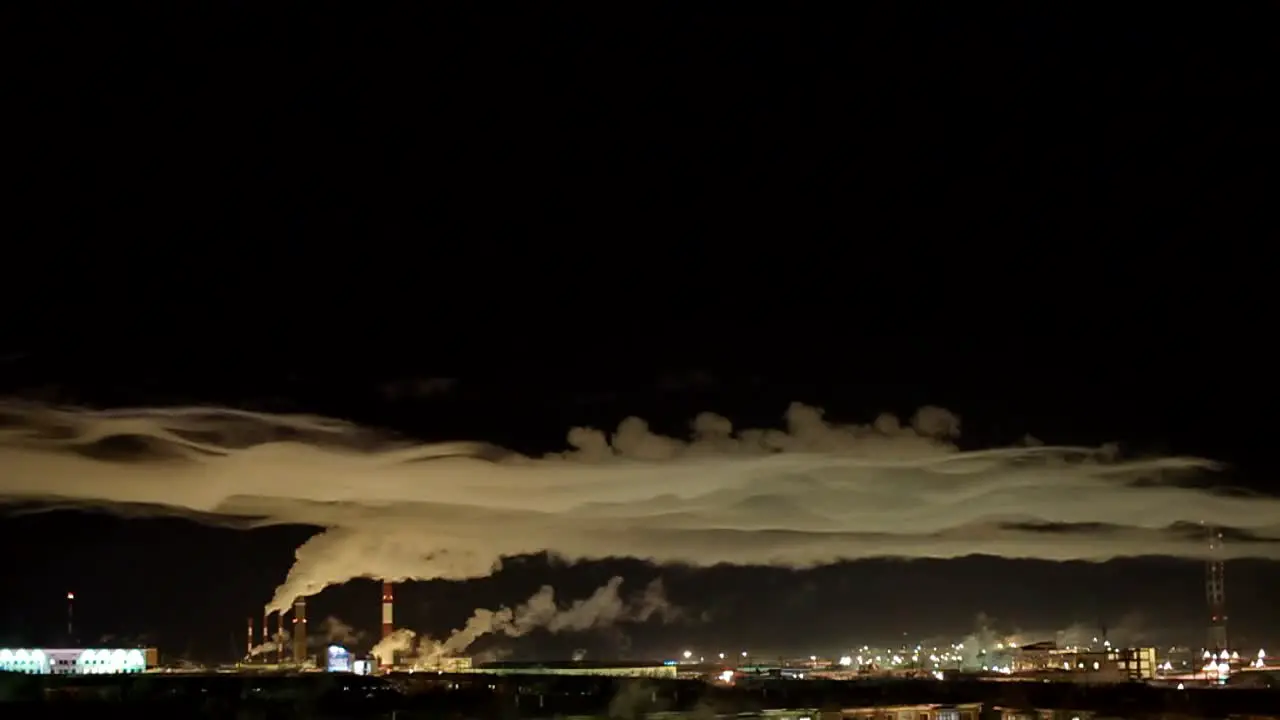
[{"left": 0, "top": 400, "right": 1274, "bottom": 613}]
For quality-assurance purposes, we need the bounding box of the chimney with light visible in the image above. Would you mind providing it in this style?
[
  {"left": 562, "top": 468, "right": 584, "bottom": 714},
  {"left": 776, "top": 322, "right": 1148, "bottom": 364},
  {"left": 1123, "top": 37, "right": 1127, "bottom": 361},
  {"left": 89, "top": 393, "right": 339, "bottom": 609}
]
[
  {"left": 381, "top": 582, "right": 394, "bottom": 668},
  {"left": 292, "top": 596, "right": 307, "bottom": 665}
]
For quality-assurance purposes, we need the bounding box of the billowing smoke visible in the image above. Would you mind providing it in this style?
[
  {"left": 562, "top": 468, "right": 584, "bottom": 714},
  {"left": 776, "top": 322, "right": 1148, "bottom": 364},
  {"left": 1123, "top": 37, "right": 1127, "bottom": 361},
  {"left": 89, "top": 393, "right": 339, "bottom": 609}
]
[
  {"left": 1046, "top": 613, "right": 1152, "bottom": 648},
  {"left": 0, "top": 401, "right": 1273, "bottom": 613},
  {"left": 369, "top": 577, "right": 676, "bottom": 666},
  {"left": 442, "top": 576, "right": 676, "bottom": 656},
  {"left": 370, "top": 628, "right": 418, "bottom": 665},
  {"left": 949, "top": 611, "right": 1155, "bottom": 668},
  {"left": 247, "top": 627, "right": 291, "bottom": 658},
  {"left": 319, "top": 616, "right": 362, "bottom": 646}
]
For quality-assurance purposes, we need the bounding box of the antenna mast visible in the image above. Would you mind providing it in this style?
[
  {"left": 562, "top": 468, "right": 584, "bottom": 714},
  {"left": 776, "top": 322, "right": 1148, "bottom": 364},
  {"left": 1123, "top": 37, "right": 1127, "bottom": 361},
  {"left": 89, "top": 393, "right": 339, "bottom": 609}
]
[{"left": 1206, "top": 525, "right": 1228, "bottom": 652}]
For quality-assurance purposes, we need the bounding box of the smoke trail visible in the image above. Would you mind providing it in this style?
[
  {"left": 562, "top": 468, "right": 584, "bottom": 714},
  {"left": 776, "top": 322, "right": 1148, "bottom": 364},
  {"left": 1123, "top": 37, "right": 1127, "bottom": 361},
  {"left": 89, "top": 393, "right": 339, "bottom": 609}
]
[
  {"left": 319, "top": 616, "right": 363, "bottom": 646},
  {"left": 441, "top": 576, "right": 678, "bottom": 656},
  {"left": 247, "top": 628, "right": 291, "bottom": 658},
  {"left": 0, "top": 400, "right": 1271, "bottom": 613}
]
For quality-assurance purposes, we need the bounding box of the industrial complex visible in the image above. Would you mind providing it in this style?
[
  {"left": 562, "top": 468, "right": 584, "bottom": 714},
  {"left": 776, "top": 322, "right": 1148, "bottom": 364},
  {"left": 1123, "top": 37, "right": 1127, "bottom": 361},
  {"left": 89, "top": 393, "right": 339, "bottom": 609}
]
[{"left": 5, "top": 528, "right": 1276, "bottom": 689}]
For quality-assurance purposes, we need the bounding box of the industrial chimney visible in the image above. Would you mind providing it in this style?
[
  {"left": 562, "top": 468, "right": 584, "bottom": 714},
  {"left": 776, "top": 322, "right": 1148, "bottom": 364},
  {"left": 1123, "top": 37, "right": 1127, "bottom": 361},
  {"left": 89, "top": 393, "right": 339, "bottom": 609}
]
[
  {"left": 381, "top": 582, "right": 394, "bottom": 668},
  {"left": 292, "top": 597, "right": 308, "bottom": 665},
  {"left": 66, "top": 592, "right": 75, "bottom": 642},
  {"left": 246, "top": 617, "right": 254, "bottom": 658},
  {"left": 273, "top": 611, "right": 283, "bottom": 664}
]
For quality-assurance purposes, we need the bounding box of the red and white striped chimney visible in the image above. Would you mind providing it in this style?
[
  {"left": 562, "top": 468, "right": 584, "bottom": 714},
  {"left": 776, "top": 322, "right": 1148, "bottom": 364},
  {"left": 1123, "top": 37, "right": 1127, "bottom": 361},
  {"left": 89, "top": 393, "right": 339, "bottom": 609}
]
[{"left": 378, "top": 576, "right": 394, "bottom": 638}]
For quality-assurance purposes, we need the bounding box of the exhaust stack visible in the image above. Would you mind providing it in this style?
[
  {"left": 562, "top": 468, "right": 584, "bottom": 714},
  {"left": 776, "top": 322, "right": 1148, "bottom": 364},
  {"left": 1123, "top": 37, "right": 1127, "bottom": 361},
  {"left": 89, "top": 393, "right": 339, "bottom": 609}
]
[
  {"left": 293, "top": 597, "right": 308, "bottom": 665},
  {"left": 246, "top": 617, "right": 254, "bottom": 657},
  {"left": 381, "top": 582, "right": 394, "bottom": 668},
  {"left": 274, "top": 611, "right": 283, "bottom": 664}
]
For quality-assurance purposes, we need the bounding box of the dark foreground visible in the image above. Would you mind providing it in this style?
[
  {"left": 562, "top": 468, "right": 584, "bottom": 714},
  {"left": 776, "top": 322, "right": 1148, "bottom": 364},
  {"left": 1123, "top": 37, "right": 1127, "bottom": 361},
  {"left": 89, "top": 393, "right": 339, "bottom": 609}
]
[{"left": 2, "top": 671, "right": 1279, "bottom": 719}]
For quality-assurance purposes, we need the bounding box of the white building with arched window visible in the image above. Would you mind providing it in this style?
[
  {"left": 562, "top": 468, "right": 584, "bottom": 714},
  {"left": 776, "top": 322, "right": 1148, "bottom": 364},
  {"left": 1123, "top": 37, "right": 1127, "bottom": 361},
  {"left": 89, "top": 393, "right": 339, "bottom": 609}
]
[{"left": 0, "top": 648, "right": 151, "bottom": 675}]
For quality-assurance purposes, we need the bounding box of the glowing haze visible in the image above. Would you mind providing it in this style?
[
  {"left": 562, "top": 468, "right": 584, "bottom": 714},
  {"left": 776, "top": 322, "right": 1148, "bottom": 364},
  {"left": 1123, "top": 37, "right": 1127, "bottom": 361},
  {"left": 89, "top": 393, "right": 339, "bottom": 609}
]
[{"left": 1, "top": 400, "right": 1275, "bottom": 613}]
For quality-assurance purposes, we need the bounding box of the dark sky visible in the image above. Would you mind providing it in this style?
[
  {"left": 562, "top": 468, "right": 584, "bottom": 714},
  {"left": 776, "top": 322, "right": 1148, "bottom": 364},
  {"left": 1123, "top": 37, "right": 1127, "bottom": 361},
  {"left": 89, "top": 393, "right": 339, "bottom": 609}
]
[{"left": 1, "top": 4, "right": 1275, "bottom": 663}]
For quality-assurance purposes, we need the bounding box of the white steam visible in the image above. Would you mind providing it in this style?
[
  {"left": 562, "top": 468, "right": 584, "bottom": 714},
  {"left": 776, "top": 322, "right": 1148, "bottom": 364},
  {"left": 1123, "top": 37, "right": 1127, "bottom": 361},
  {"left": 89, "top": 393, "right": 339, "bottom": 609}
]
[
  {"left": 247, "top": 627, "right": 291, "bottom": 658},
  {"left": 319, "top": 615, "right": 362, "bottom": 646},
  {"left": 0, "top": 401, "right": 1273, "bottom": 614},
  {"left": 370, "top": 577, "right": 675, "bottom": 666}
]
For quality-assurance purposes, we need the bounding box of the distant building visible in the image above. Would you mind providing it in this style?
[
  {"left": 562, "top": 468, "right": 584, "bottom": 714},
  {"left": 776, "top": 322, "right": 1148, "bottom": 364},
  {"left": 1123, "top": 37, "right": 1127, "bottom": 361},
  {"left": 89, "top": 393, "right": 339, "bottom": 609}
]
[
  {"left": 1011, "top": 642, "right": 1156, "bottom": 681},
  {"left": 469, "top": 660, "right": 676, "bottom": 679},
  {"left": 0, "top": 647, "right": 153, "bottom": 675},
  {"left": 325, "top": 645, "right": 353, "bottom": 673}
]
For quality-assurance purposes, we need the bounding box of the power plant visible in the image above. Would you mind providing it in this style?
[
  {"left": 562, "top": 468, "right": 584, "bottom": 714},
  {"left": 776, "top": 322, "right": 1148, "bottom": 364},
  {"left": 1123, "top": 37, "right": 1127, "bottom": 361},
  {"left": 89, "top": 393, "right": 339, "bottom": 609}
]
[
  {"left": 381, "top": 581, "right": 394, "bottom": 669},
  {"left": 292, "top": 597, "right": 307, "bottom": 665}
]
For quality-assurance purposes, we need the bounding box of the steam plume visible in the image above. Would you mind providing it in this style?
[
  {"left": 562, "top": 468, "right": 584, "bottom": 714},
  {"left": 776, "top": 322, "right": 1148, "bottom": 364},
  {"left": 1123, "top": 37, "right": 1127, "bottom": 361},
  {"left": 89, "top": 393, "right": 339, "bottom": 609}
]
[
  {"left": 319, "top": 615, "right": 362, "bottom": 646},
  {"left": 370, "top": 577, "right": 676, "bottom": 665},
  {"left": 247, "top": 627, "right": 291, "bottom": 658},
  {"left": 0, "top": 400, "right": 1273, "bottom": 613}
]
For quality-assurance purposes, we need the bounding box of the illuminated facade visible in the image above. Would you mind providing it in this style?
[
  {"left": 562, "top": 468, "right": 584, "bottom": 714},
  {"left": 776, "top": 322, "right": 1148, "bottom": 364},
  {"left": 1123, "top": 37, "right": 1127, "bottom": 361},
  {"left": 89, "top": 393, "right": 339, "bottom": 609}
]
[
  {"left": 468, "top": 662, "right": 676, "bottom": 678},
  {"left": 1011, "top": 642, "right": 1157, "bottom": 681},
  {"left": 326, "top": 645, "right": 353, "bottom": 673},
  {"left": 0, "top": 648, "right": 149, "bottom": 675}
]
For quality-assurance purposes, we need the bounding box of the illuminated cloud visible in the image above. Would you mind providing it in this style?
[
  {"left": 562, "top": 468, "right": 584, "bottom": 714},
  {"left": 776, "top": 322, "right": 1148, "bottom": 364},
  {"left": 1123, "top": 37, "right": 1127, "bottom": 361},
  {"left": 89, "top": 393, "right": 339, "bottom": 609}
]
[{"left": 0, "top": 400, "right": 1274, "bottom": 613}]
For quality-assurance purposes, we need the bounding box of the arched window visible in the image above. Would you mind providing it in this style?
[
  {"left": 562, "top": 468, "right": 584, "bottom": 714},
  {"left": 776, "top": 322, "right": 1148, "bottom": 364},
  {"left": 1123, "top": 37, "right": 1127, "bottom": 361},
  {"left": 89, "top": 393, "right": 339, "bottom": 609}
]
[{"left": 125, "top": 649, "right": 146, "bottom": 673}]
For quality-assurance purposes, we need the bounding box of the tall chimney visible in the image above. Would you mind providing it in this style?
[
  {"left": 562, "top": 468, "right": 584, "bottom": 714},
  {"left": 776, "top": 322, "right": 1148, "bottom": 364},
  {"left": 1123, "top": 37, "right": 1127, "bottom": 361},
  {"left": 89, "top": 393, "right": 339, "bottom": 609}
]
[
  {"left": 274, "top": 611, "right": 283, "bottom": 664},
  {"left": 381, "top": 582, "right": 394, "bottom": 668},
  {"left": 66, "top": 592, "right": 75, "bottom": 642},
  {"left": 246, "top": 617, "right": 254, "bottom": 658},
  {"left": 292, "top": 597, "right": 307, "bottom": 665}
]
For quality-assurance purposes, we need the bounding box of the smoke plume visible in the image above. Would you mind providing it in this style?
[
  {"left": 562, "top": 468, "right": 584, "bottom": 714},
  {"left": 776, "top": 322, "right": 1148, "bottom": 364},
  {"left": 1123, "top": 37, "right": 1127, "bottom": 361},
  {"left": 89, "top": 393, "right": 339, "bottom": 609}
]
[
  {"left": 0, "top": 401, "right": 1273, "bottom": 613},
  {"left": 247, "top": 627, "right": 291, "bottom": 658},
  {"left": 444, "top": 576, "right": 676, "bottom": 656},
  {"left": 370, "top": 577, "right": 676, "bottom": 665},
  {"left": 319, "top": 616, "right": 362, "bottom": 646}
]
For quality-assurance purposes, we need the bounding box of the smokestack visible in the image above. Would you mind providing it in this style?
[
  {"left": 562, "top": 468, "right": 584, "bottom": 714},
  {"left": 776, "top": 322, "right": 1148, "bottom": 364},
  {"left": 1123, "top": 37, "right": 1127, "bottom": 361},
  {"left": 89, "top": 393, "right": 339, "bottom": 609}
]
[
  {"left": 274, "top": 611, "right": 283, "bottom": 664},
  {"left": 246, "top": 617, "right": 254, "bottom": 658},
  {"left": 292, "top": 597, "right": 307, "bottom": 665},
  {"left": 381, "top": 582, "right": 394, "bottom": 668},
  {"left": 66, "top": 592, "right": 74, "bottom": 642}
]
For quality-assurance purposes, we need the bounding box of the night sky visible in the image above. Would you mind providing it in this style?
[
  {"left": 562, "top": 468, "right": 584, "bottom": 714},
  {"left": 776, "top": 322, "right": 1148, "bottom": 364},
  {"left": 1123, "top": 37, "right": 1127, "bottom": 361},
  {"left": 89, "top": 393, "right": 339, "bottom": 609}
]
[{"left": 2, "top": 4, "right": 1274, "bottom": 664}]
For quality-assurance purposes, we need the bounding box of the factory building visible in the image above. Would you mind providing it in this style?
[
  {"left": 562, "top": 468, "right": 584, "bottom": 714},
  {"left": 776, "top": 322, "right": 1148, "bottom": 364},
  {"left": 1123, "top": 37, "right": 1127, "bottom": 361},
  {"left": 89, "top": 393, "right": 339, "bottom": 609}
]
[
  {"left": 467, "top": 661, "right": 677, "bottom": 679},
  {"left": 410, "top": 656, "right": 473, "bottom": 673},
  {"left": 1011, "top": 642, "right": 1157, "bottom": 681},
  {"left": 0, "top": 647, "right": 154, "bottom": 675}
]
